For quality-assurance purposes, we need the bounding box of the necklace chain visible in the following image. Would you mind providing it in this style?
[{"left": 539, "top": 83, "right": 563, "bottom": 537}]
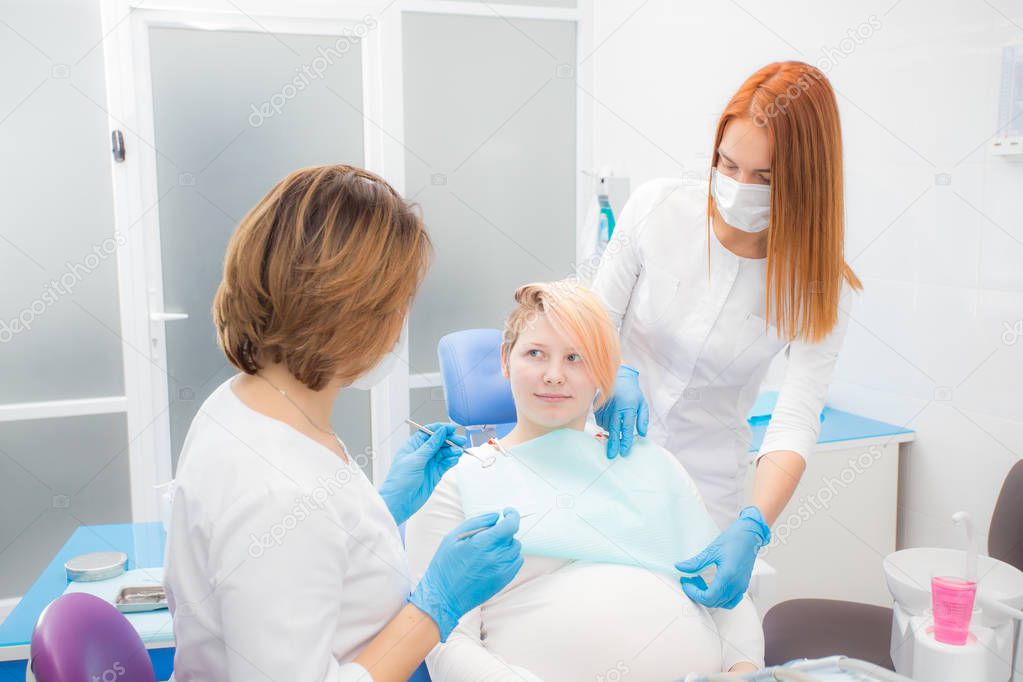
[{"left": 254, "top": 373, "right": 349, "bottom": 458}]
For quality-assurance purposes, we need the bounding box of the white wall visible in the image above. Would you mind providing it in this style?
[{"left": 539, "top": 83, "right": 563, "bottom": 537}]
[{"left": 588, "top": 0, "right": 1023, "bottom": 551}]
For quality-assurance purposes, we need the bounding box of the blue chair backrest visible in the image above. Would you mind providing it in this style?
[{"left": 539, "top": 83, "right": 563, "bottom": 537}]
[{"left": 437, "top": 329, "right": 516, "bottom": 430}]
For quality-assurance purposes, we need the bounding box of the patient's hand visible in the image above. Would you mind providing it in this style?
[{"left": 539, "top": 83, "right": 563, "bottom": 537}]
[{"left": 728, "top": 661, "right": 758, "bottom": 674}]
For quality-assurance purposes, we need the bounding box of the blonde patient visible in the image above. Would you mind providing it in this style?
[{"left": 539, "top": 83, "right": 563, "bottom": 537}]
[
  {"left": 499, "top": 282, "right": 617, "bottom": 444},
  {"left": 405, "top": 280, "right": 763, "bottom": 681}
]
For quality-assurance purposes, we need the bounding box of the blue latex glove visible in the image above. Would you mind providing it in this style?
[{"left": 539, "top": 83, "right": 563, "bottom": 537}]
[
  {"left": 378, "top": 422, "right": 467, "bottom": 526},
  {"left": 409, "top": 508, "right": 524, "bottom": 641},
  {"left": 674, "top": 506, "right": 771, "bottom": 609},
  {"left": 594, "top": 365, "right": 649, "bottom": 459}
]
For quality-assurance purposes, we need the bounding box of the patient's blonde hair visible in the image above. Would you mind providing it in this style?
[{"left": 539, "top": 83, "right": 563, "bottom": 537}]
[{"left": 501, "top": 280, "right": 621, "bottom": 408}]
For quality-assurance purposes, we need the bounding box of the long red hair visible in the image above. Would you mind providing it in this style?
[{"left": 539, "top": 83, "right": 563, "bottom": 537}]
[{"left": 708, "top": 61, "right": 861, "bottom": 343}]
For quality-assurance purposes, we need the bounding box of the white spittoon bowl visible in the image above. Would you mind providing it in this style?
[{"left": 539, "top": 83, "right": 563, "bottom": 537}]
[{"left": 884, "top": 547, "right": 1023, "bottom": 626}]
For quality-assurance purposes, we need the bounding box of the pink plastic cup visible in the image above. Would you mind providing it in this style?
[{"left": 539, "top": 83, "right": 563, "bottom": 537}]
[{"left": 931, "top": 576, "right": 977, "bottom": 645}]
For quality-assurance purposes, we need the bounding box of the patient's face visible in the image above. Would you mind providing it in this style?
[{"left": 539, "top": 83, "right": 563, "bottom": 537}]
[{"left": 502, "top": 313, "right": 597, "bottom": 431}]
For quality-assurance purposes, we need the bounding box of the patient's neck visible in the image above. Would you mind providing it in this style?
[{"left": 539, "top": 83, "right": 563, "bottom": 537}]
[{"left": 500, "top": 413, "right": 588, "bottom": 447}]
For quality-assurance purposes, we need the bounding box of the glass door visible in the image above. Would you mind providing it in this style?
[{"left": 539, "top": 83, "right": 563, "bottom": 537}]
[
  {"left": 106, "top": 2, "right": 583, "bottom": 516},
  {"left": 146, "top": 24, "right": 371, "bottom": 473},
  {"left": 401, "top": 10, "right": 579, "bottom": 425}
]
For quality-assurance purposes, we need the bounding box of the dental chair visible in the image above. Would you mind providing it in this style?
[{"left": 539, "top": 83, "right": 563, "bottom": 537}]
[
  {"left": 762, "top": 458, "right": 1023, "bottom": 670},
  {"left": 402, "top": 329, "right": 512, "bottom": 682},
  {"left": 438, "top": 329, "right": 517, "bottom": 447}
]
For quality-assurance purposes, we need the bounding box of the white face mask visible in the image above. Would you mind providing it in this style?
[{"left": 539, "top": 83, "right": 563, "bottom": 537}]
[
  {"left": 350, "top": 325, "right": 406, "bottom": 390},
  {"left": 711, "top": 168, "right": 771, "bottom": 233}
]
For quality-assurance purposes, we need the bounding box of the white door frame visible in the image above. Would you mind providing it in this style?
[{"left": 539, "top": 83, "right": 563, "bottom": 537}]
[{"left": 99, "top": 0, "right": 588, "bottom": 520}]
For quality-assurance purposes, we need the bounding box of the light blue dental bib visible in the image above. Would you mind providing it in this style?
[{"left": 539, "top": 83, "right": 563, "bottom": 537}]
[{"left": 456, "top": 429, "right": 720, "bottom": 576}]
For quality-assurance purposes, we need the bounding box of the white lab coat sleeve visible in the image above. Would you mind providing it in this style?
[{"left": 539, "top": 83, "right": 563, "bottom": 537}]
[
  {"left": 709, "top": 598, "right": 765, "bottom": 670},
  {"left": 405, "top": 471, "right": 544, "bottom": 682},
  {"left": 757, "top": 286, "right": 855, "bottom": 463},
  {"left": 591, "top": 184, "right": 651, "bottom": 331},
  {"left": 206, "top": 481, "right": 372, "bottom": 682}
]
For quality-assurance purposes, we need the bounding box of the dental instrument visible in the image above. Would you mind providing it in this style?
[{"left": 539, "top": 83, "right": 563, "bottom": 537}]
[
  {"left": 683, "top": 655, "right": 914, "bottom": 681},
  {"left": 405, "top": 418, "right": 496, "bottom": 468},
  {"left": 456, "top": 511, "right": 535, "bottom": 540},
  {"left": 485, "top": 436, "right": 513, "bottom": 457}
]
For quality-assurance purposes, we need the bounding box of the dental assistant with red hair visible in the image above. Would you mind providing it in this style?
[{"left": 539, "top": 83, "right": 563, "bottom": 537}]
[{"left": 593, "top": 61, "right": 862, "bottom": 609}]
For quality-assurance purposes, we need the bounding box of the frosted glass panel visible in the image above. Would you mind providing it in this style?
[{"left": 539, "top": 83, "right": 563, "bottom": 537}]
[
  {"left": 148, "top": 28, "right": 366, "bottom": 470},
  {"left": 0, "top": 0, "right": 123, "bottom": 403},
  {"left": 410, "top": 386, "right": 451, "bottom": 427},
  {"left": 0, "top": 413, "right": 130, "bottom": 598},
  {"left": 332, "top": 388, "right": 373, "bottom": 481},
  {"left": 403, "top": 13, "right": 577, "bottom": 374}
]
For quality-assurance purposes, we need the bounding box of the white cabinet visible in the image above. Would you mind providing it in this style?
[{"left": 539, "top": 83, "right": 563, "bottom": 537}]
[{"left": 744, "top": 404, "right": 915, "bottom": 613}]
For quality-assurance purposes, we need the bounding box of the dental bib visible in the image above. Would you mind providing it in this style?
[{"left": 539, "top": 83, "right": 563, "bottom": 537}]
[{"left": 456, "top": 429, "right": 720, "bottom": 576}]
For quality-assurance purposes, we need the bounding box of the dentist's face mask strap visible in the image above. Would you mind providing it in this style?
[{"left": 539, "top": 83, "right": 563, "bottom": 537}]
[
  {"left": 351, "top": 326, "right": 405, "bottom": 390},
  {"left": 711, "top": 167, "right": 771, "bottom": 234}
]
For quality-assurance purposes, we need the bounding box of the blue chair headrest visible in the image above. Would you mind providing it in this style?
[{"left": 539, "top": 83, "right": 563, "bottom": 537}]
[{"left": 438, "top": 329, "right": 516, "bottom": 427}]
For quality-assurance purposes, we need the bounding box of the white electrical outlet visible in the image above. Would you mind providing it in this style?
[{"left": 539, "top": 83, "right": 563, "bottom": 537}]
[
  {"left": 991, "top": 136, "right": 1023, "bottom": 156},
  {"left": 993, "top": 44, "right": 1023, "bottom": 159}
]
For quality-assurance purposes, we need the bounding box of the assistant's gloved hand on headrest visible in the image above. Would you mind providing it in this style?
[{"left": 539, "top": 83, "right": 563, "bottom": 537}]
[{"left": 594, "top": 365, "right": 650, "bottom": 459}]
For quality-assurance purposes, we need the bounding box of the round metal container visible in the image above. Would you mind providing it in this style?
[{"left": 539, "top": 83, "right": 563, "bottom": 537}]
[{"left": 65, "top": 551, "right": 128, "bottom": 582}]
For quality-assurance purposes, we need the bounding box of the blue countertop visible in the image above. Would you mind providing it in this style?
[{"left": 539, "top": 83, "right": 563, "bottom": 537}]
[
  {"left": 0, "top": 522, "right": 172, "bottom": 681},
  {"left": 747, "top": 392, "right": 914, "bottom": 452}
]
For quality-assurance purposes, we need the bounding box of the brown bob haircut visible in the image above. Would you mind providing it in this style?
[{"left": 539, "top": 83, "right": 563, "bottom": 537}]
[{"left": 213, "top": 164, "right": 431, "bottom": 391}]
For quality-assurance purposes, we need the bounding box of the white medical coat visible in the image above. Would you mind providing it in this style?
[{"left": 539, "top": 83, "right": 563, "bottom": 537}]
[
  {"left": 164, "top": 376, "right": 411, "bottom": 681},
  {"left": 592, "top": 178, "right": 852, "bottom": 528}
]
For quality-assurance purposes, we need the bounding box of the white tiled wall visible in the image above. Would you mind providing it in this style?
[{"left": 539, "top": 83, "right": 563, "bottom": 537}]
[{"left": 586, "top": 0, "right": 1023, "bottom": 551}]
